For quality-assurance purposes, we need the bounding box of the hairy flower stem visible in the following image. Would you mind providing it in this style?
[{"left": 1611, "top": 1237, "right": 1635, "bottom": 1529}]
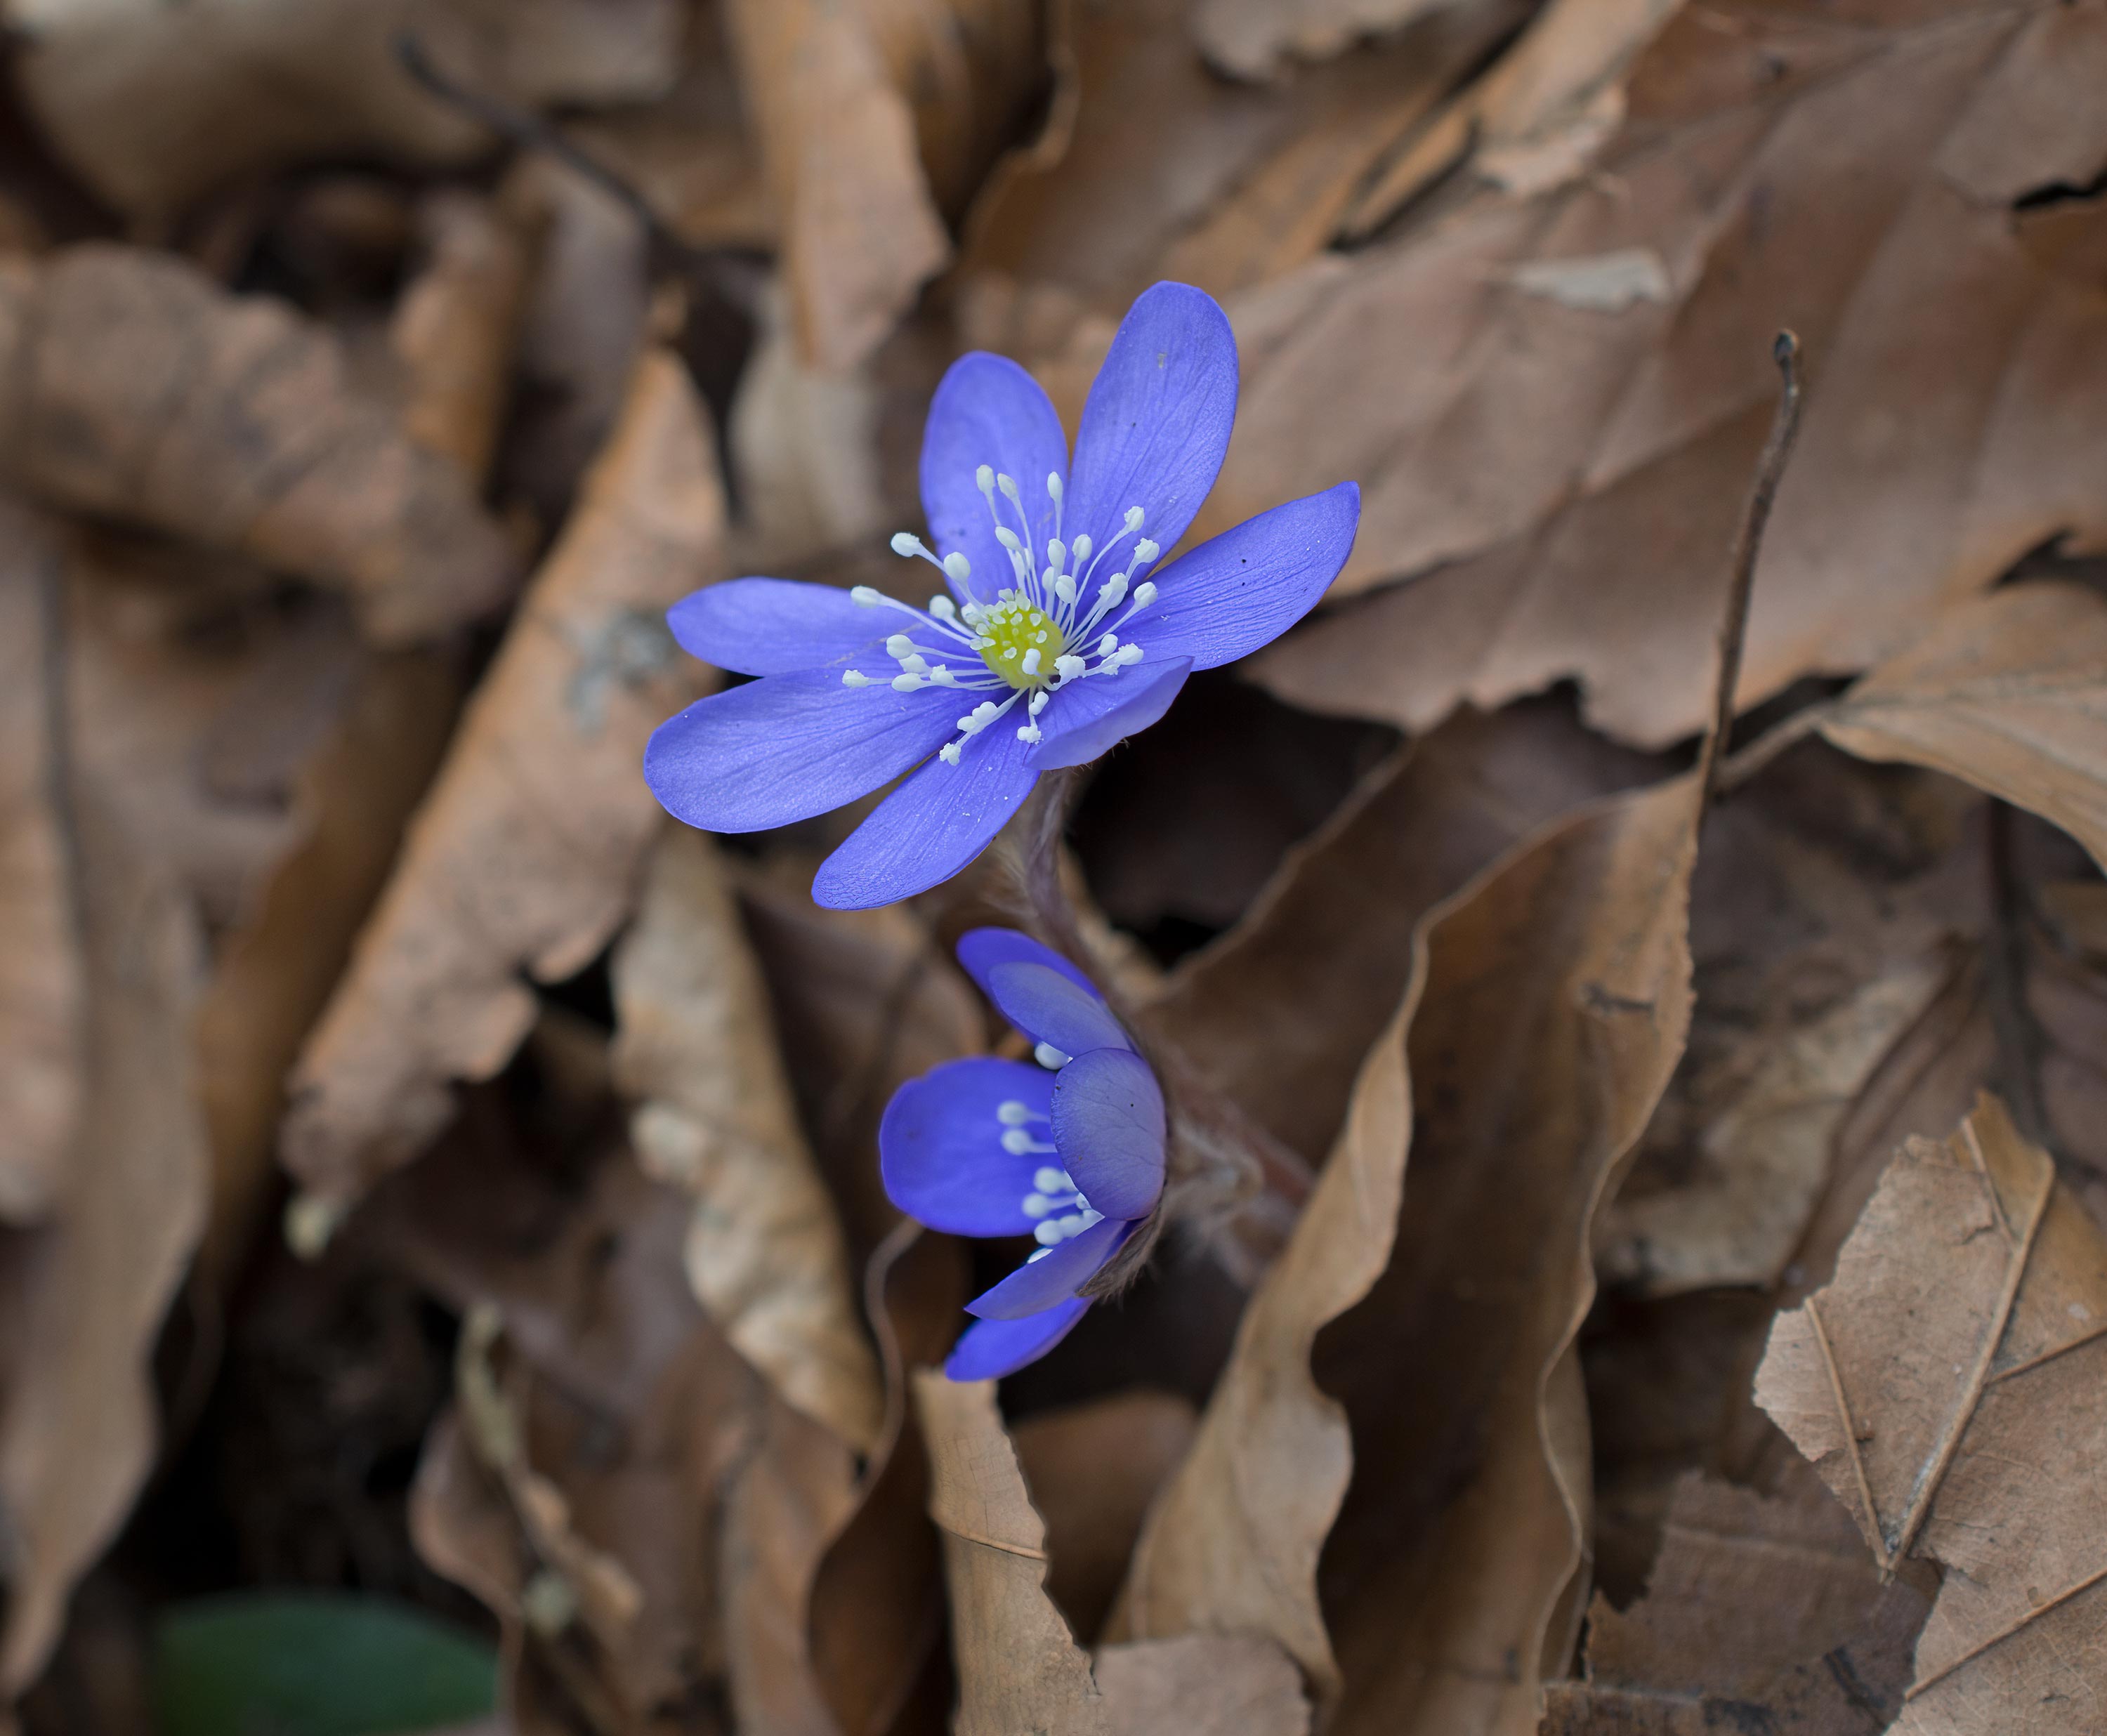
[{"left": 1011, "top": 774, "right": 1313, "bottom": 1288}]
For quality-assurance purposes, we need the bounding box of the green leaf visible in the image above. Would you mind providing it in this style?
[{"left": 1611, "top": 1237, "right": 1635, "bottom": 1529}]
[{"left": 152, "top": 1591, "right": 497, "bottom": 1736}]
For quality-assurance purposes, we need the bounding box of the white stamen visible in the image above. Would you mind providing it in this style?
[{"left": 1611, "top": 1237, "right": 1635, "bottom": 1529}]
[
  {"left": 1021, "top": 648, "right": 1042, "bottom": 676},
  {"left": 931, "top": 593, "right": 958, "bottom": 619},
  {"left": 1034, "top": 1166, "right": 1070, "bottom": 1194},
  {"left": 1054, "top": 655, "right": 1086, "bottom": 682},
  {"left": 1033, "top": 1221, "right": 1063, "bottom": 1247},
  {"left": 929, "top": 666, "right": 957, "bottom": 685},
  {"left": 938, "top": 742, "right": 961, "bottom": 765},
  {"left": 976, "top": 464, "right": 995, "bottom": 494},
  {"left": 1054, "top": 574, "right": 1077, "bottom": 607},
  {"left": 1035, "top": 1041, "right": 1069, "bottom": 1069},
  {"left": 943, "top": 552, "right": 971, "bottom": 586},
  {"left": 1072, "top": 534, "right": 1091, "bottom": 563},
  {"left": 898, "top": 652, "right": 929, "bottom": 672},
  {"left": 891, "top": 673, "right": 926, "bottom": 691},
  {"left": 891, "top": 532, "right": 926, "bottom": 558},
  {"left": 851, "top": 586, "right": 883, "bottom": 607},
  {"left": 885, "top": 633, "right": 915, "bottom": 657},
  {"left": 1056, "top": 1213, "right": 1088, "bottom": 1236},
  {"left": 1047, "top": 473, "right": 1064, "bottom": 505},
  {"left": 1098, "top": 633, "right": 1118, "bottom": 655},
  {"left": 1135, "top": 539, "right": 1160, "bottom": 565},
  {"left": 1023, "top": 1193, "right": 1053, "bottom": 1218},
  {"left": 841, "top": 670, "right": 872, "bottom": 688},
  {"left": 1046, "top": 539, "right": 1066, "bottom": 577},
  {"left": 1132, "top": 581, "right": 1157, "bottom": 607},
  {"left": 995, "top": 527, "right": 1022, "bottom": 553},
  {"left": 1123, "top": 507, "right": 1145, "bottom": 533},
  {"left": 998, "top": 473, "right": 1023, "bottom": 506},
  {"left": 999, "top": 1103, "right": 1037, "bottom": 1126},
  {"left": 1028, "top": 690, "right": 1049, "bottom": 716},
  {"left": 1079, "top": 1207, "right": 1104, "bottom": 1228}
]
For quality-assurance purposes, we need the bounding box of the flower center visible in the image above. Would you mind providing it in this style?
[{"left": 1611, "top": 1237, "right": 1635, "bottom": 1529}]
[{"left": 976, "top": 593, "right": 1068, "bottom": 690}]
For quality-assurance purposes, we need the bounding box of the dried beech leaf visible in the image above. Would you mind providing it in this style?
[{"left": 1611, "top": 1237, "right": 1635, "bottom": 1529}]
[
  {"left": 1542, "top": 1470, "right": 1931, "bottom": 1732},
  {"left": 1117, "top": 772, "right": 1700, "bottom": 1729},
  {"left": 6, "top": 0, "right": 684, "bottom": 216},
  {"left": 1812, "top": 581, "right": 2107, "bottom": 868},
  {"left": 726, "top": 0, "right": 1042, "bottom": 371},
  {"left": 0, "top": 246, "right": 518, "bottom": 645},
  {"left": 1193, "top": 0, "right": 1452, "bottom": 80},
  {"left": 284, "top": 349, "right": 723, "bottom": 1208},
  {"left": 1756, "top": 1096, "right": 2107, "bottom": 1731},
  {"left": 915, "top": 1374, "right": 1310, "bottom": 1736},
  {"left": 390, "top": 188, "right": 542, "bottom": 485},
  {"left": 0, "top": 507, "right": 81, "bottom": 1221},
  {"left": 612, "top": 824, "right": 884, "bottom": 1452},
  {"left": 0, "top": 780, "right": 209, "bottom": 1694},
  {"left": 1243, "top": 0, "right": 2107, "bottom": 747}
]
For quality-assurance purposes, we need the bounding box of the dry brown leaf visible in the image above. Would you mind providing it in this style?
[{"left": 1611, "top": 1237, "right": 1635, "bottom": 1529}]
[
  {"left": 957, "top": 0, "right": 1525, "bottom": 366},
  {"left": 1242, "top": 0, "right": 2107, "bottom": 747},
  {"left": 0, "top": 506, "right": 81, "bottom": 1222},
  {"left": 6, "top": 0, "right": 685, "bottom": 217},
  {"left": 915, "top": 1373, "right": 1309, "bottom": 1736},
  {"left": 1755, "top": 1095, "right": 2107, "bottom": 1731},
  {"left": 390, "top": 187, "right": 541, "bottom": 485},
  {"left": 1541, "top": 1468, "right": 1931, "bottom": 1732},
  {"left": 1192, "top": 0, "right": 1450, "bottom": 80},
  {"left": 0, "top": 246, "right": 518, "bottom": 645},
  {"left": 0, "top": 780, "right": 210, "bottom": 1695},
  {"left": 283, "top": 348, "right": 723, "bottom": 1210},
  {"left": 726, "top": 0, "right": 1042, "bottom": 371},
  {"left": 1807, "top": 581, "right": 2107, "bottom": 869},
  {"left": 612, "top": 824, "right": 884, "bottom": 1454},
  {"left": 1144, "top": 698, "right": 1663, "bottom": 1166},
  {"left": 1013, "top": 1391, "right": 1197, "bottom": 1645},
  {"left": 1115, "top": 771, "right": 1701, "bottom": 1730}
]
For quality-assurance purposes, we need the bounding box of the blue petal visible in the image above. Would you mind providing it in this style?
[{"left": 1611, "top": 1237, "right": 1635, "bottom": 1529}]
[
  {"left": 945, "top": 1296, "right": 1090, "bottom": 1380},
  {"left": 919, "top": 353, "right": 1070, "bottom": 609},
  {"left": 1065, "top": 283, "right": 1238, "bottom": 594},
  {"left": 645, "top": 664, "right": 954, "bottom": 833},
  {"left": 1120, "top": 482, "right": 1360, "bottom": 671},
  {"left": 879, "top": 1057, "right": 1056, "bottom": 1236},
  {"left": 966, "top": 1216, "right": 1129, "bottom": 1320},
  {"left": 984, "top": 962, "right": 1132, "bottom": 1060},
  {"left": 1027, "top": 657, "right": 1193, "bottom": 772},
  {"left": 668, "top": 579, "right": 891, "bottom": 676},
  {"left": 810, "top": 711, "right": 1039, "bottom": 909},
  {"left": 954, "top": 928, "right": 1101, "bottom": 1004},
  {"left": 1050, "top": 1047, "right": 1165, "bottom": 1222}
]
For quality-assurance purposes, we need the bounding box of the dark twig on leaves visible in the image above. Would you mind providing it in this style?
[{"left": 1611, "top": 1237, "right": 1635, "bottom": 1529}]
[
  {"left": 1983, "top": 801, "right": 2056, "bottom": 1155},
  {"left": 1697, "top": 330, "right": 1805, "bottom": 808}
]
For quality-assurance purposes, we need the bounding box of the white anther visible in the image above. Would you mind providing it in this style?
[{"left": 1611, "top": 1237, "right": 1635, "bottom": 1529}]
[
  {"left": 1054, "top": 655, "right": 1086, "bottom": 682},
  {"left": 1033, "top": 1167, "right": 1068, "bottom": 1193},
  {"left": 1046, "top": 539, "right": 1066, "bottom": 576},
  {"left": 891, "top": 532, "right": 926, "bottom": 558},
  {"left": 959, "top": 601, "right": 983, "bottom": 624},
  {"left": 995, "top": 527, "right": 1022, "bottom": 551},
  {"left": 885, "top": 633, "right": 915, "bottom": 657},
  {"left": 966, "top": 701, "right": 1000, "bottom": 731},
  {"left": 1098, "top": 574, "right": 1127, "bottom": 609},
  {"left": 1035, "top": 1042, "right": 1070, "bottom": 1069},
  {"left": 1002, "top": 1128, "right": 1039, "bottom": 1155},
  {"left": 1132, "top": 581, "right": 1158, "bottom": 607},
  {"left": 976, "top": 463, "right": 995, "bottom": 494},
  {"left": 1033, "top": 1221, "right": 1063, "bottom": 1247},
  {"left": 1123, "top": 506, "right": 1145, "bottom": 532},
  {"left": 998, "top": 473, "right": 1023, "bottom": 504},
  {"left": 1022, "top": 648, "right": 1042, "bottom": 676},
  {"left": 1023, "top": 1193, "right": 1053, "bottom": 1218},
  {"left": 1136, "top": 539, "right": 1160, "bottom": 563},
  {"left": 1047, "top": 472, "right": 1064, "bottom": 504},
  {"left": 938, "top": 742, "right": 962, "bottom": 765},
  {"left": 1018, "top": 723, "right": 1043, "bottom": 743},
  {"left": 943, "top": 551, "right": 971, "bottom": 585},
  {"left": 1054, "top": 575, "right": 1077, "bottom": 607},
  {"left": 930, "top": 593, "right": 958, "bottom": 619},
  {"left": 1072, "top": 534, "right": 1092, "bottom": 563},
  {"left": 891, "top": 673, "right": 926, "bottom": 691},
  {"left": 851, "top": 586, "right": 883, "bottom": 606},
  {"left": 1003, "top": 647, "right": 1020, "bottom": 662},
  {"left": 929, "top": 666, "right": 957, "bottom": 685},
  {"left": 1118, "top": 643, "right": 1143, "bottom": 666},
  {"left": 1098, "top": 633, "right": 1118, "bottom": 655},
  {"left": 898, "top": 653, "right": 929, "bottom": 672},
  {"left": 1056, "top": 1214, "right": 1088, "bottom": 1237},
  {"left": 1080, "top": 1207, "right": 1104, "bottom": 1228},
  {"left": 999, "top": 1102, "right": 1035, "bottom": 1126},
  {"left": 1028, "top": 690, "right": 1049, "bottom": 716},
  {"left": 841, "top": 670, "right": 872, "bottom": 688}
]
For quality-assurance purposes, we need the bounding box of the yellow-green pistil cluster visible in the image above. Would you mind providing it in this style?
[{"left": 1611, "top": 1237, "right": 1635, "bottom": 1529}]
[{"left": 976, "top": 592, "right": 1068, "bottom": 690}]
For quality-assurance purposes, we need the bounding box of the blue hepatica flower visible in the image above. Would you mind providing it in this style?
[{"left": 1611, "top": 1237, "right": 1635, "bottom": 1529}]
[
  {"left": 645, "top": 281, "right": 1361, "bottom": 910},
  {"left": 879, "top": 928, "right": 1165, "bottom": 1380}
]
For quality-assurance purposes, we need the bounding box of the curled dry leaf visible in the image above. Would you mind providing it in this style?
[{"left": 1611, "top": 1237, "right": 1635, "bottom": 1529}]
[
  {"left": 0, "top": 508, "right": 81, "bottom": 1222},
  {"left": 1116, "top": 771, "right": 1701, "bottom": 1729},
  {"left": 612, "top": 824, "right": 884, "bottom": 1453},
  {"left": 284, "top": 348, "right": 723, "bottom": 1209},
  {"left": 0, "top": 775, "right": 210, "bottom": 1695},
  {"left": 1542, "top": 1468, "right": 1931, "bottom": 1732},
  {"left": 1242, "top": 0, "right": 2107, "bottom": 747},
  {"left": 915, "top": 1373, "right": 1309, "bottom": 1736},
  {"left": 1806, "top": 581, "right": 2107, "bottom": 869},
  {"left": 1755, "top": 1095, "right": 2107, "bottom": 1732},
  {"left": 4, "top": 0, "right": 685, "bottom": 216},
  {"left": 726, "top": 0, "right": 1043, "bottom": 371},
  {"left": 389, "top": 186, "right": 543, "bottom": 485},
  {"left": 1192, "top": 0, "right": 1452, "bottom": 81},
  {"left": 0, "top": 246, "right": 518, "bottom": 645}
]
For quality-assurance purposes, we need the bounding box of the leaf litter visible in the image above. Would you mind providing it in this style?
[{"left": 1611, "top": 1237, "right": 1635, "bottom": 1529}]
[{"left": 4, "top": 4, "right": 2107, "bottom": 1735}]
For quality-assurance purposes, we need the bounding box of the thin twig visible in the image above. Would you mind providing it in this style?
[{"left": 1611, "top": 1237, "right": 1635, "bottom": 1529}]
[
  {"left": 1983, "top": 800, "right": 2056, "bottom": 1153},
  {"left": 1696, "top": 331, "right": 1805, "bottom": 807}
]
